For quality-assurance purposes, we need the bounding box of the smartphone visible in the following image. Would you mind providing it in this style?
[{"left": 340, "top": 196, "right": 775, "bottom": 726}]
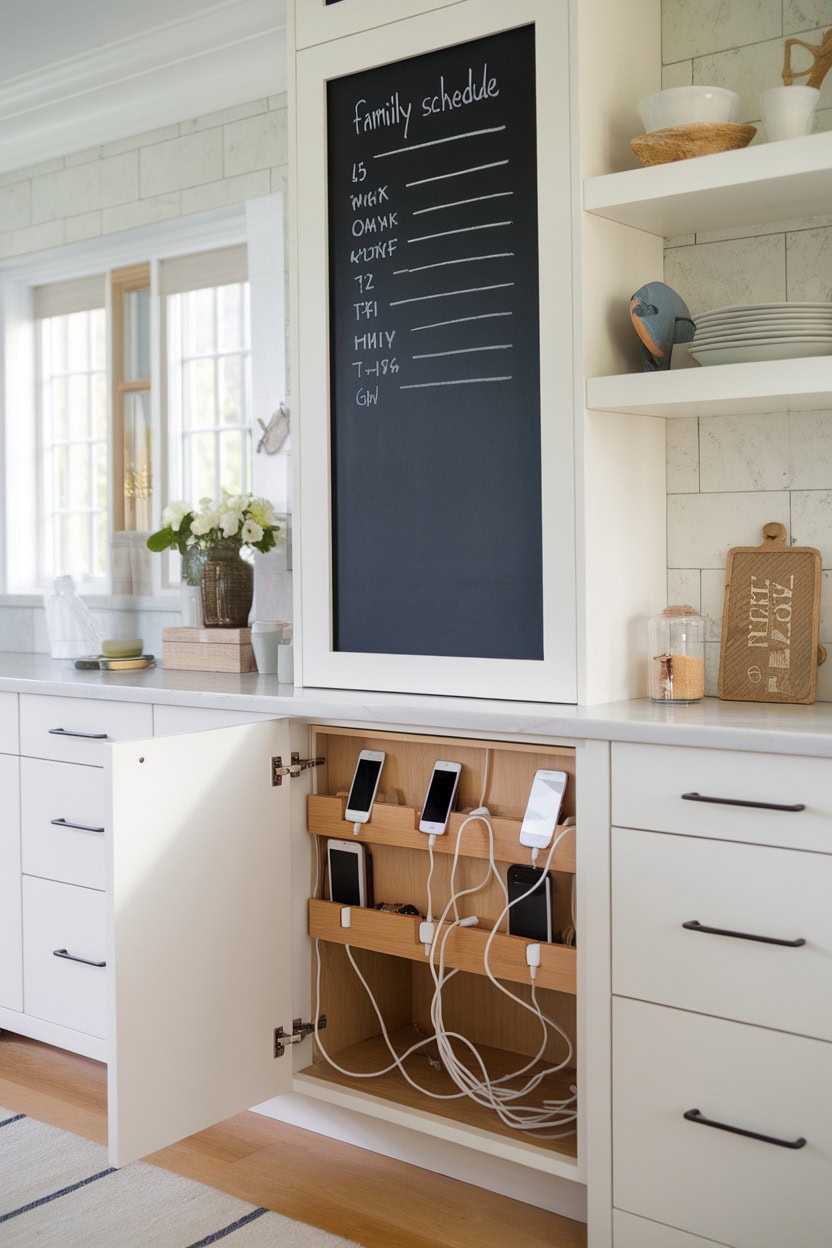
[
  {"left": 519, "top": 770, "right": 568, "bottom": 850},
  {"left": 507, "top": 864, "right": 553, "bottom": 942},
  {"left": 327, "top": 839, "right": 373, "bottom": 907},
  {"left": 418, "top": 760, "right": 462, "bottom": 835},
  {"left": 344, "top": 749, "right": 385, "bottom": 824}
]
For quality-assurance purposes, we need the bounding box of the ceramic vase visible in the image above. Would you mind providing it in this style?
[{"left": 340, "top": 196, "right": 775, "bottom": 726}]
[{"left": 201, "top": 543, "right": 254, "bottom": 628}]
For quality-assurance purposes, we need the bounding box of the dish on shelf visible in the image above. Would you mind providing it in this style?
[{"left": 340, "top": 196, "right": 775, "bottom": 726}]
[
  {"left": 637, "top": 86, "right": 740, "bottom": 133},
  {"left": 689, "top": 339, "right": 832, "bottom": 365},
  {"left": 695, "top": 301, "right": 832, "bottom": 319},
  {"left": 694, "top": 326, "right": 832, "bottom": 343},
  {"left": 630, "top": 122, "right": 756, "bottom": 166}
]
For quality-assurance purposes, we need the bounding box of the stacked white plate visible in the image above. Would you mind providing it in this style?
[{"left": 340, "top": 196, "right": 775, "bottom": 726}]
[{"left": 690, "top": 302, "right": 832, "bottom": 366}]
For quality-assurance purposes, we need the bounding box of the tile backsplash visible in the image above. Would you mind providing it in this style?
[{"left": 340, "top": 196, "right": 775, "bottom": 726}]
[{"left": 661, "top": 1, "right": 832, "bottom": 698}]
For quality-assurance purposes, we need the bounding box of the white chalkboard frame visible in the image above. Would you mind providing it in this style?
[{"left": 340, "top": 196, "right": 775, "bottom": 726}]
[
  {"left": 295, "top": 0, "right": 466, "bottom": 50},
  {"left": 294, "top": 0, "right": 578, "bottom": 702}
]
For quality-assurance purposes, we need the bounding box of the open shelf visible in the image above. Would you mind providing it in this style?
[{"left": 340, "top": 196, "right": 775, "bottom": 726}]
[
  {"left": 307, "top": 793, "right": 577, "bottom": 874},
  {"left": 297, "top": 1025, "right": 578, "bottom": 1163},
  {"left": 586, "top": 354, "right": 832, "bottom": 419},
  {"left": 583, "top": 130, "right": 832, "bottom": 238},
  {"left": 309, "top": 899, "right": 577, "bottom": 994}
]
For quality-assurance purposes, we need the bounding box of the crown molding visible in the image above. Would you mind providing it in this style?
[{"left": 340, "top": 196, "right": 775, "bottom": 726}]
[{"left": 0, "top": 0, "right": 287, "bottom": 176}]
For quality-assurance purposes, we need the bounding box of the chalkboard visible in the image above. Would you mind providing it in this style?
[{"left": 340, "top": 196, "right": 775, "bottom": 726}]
[{"left": 327, "top": 24, "right": 542, "bottom": 660}]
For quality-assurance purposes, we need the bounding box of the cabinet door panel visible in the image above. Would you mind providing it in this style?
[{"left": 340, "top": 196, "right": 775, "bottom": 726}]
[
  {"left": 22, "top": 875, "right": 107, "bottom": 1037},
  {"left": 613, "top": 998, "right": 832, "bottom": 1248},
  {"left": 107, "top": 718, "right": 296, "bottom": 1166},
  {"left": 612, "top": 826, "right": 832, "bottom": 1040},
  {"left": 614, "top": 1210, "right": 730, "bottom": 1248},
  {"left": 0, "top": 753, "right": 22, "bottom": 1010},
  {"left": 295, "top": 0, "right": 466, "bottom": 49},
  {"left": 20, "top": 695, "right": 152, "bottom": 765}
]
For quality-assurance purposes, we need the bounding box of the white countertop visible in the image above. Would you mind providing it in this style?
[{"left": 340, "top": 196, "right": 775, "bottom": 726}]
[{"left": 2, "top": 652, "right": 832, "bottom": 756}]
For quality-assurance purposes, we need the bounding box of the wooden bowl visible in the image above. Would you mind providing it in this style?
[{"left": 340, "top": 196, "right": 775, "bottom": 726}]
[{"left": 630, "top": 122, "right": 757, "bottom": 166}]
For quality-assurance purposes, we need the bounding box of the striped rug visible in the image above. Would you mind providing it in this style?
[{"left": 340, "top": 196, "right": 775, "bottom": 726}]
[{"left": 0, "top": 1108, "right": 360, "bottom": 1247}]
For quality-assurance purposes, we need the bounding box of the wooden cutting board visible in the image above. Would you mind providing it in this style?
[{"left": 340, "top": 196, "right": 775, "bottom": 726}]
[{"left": 718, "top": 522, "right": 824, "bottom": 704}]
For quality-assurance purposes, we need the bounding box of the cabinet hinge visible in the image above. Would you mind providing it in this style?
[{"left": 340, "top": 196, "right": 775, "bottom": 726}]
[
  {"left": 274, "top": 1015, "right": 327, "bottom": 1058},
  {"left": 271, "top": 754, "right": 326, "bottom": 786}
]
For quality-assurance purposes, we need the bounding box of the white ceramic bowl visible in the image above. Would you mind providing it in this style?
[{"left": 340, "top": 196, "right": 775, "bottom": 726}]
[{"left": 637, "top": 86, "right": 740, "bottom": 133}]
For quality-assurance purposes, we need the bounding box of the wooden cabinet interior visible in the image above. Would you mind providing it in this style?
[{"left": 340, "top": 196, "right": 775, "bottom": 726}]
[{"left": 301, "top": 727, "right": 579, "bottom": 1160}]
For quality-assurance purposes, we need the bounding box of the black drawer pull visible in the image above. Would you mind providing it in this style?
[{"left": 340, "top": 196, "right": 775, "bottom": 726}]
[
  {"left": 53, "top": 948, "right": 106, "bottom": 969},
  {"left": 682, "top": 791, "right": 805, "bottom": 813},
  {"left": 684, "top": 1108, "right": 806, "bottom": 1150},
  {"left": 48, "top": 728, "right": 108, "bottom": 740},
  {"left": 50, "top": 818, "right": 105, "bottom": 835},
  {"left": 683, "top": 920, "right": 806, "bottom": 948}
]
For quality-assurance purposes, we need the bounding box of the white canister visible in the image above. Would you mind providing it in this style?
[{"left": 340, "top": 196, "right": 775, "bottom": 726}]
[
  {"left": 277, "top": 641, "right": 294, "bottom": 684},
  {"left": 250, "top": 620, "right": 283, "bottom": 674}
]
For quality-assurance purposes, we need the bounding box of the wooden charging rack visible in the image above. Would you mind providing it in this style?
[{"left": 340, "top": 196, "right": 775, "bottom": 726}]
[{"left": 299, "top": 727, "right": 580, "bottom": 1161}]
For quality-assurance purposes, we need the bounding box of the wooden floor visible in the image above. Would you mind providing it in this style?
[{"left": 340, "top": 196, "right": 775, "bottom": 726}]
[{"left": 0, "top": 1032, "right": 586, "bottom": 1248}]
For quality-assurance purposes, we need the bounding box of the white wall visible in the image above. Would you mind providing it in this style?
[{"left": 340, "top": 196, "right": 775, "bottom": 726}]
[{"left": 660, "top": 0, "right": 832, "bottom": 697}]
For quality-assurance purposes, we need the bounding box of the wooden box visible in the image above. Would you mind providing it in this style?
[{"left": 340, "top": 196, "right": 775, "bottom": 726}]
[{"left": 162, "top": 627, "right": 256, "bottom": 673}]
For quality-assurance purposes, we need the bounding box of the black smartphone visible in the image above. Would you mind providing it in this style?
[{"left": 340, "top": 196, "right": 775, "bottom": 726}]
[{"left": 507, "top": 864, "right": 553, "bottom": 942}]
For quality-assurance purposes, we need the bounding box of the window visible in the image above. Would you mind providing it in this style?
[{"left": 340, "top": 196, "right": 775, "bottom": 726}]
[
  {"left": 163, "top": 246, "right": 252, "bottom": 506},
  {"left": 34, "top": 277, "right": 107, "bottom": 588}
]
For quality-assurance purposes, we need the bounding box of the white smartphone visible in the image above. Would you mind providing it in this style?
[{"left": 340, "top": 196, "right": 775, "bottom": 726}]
[
  {"left": 344, "top": 749, "right": 385, "bottom": 824},
  {"left": 327, "top": 838, "right": 371, "bottom": 907},
  {"left": 519, "top": 770, "right": 568, "bottom": 850},
  {"left": 418, "top": 760, "right": 462, "bottom": 835}
]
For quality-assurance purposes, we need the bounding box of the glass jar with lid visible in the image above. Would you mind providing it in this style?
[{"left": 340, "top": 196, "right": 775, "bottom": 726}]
[{"left": 649, "top": 605, "right": 705, "bottom": 704}]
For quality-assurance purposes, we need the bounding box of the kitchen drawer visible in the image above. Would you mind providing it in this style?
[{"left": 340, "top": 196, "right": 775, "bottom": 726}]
[
  {"left": 613, "top": 997, "right": 831, "bottom": 1248},
  {"left": 20, "top": 694, "right": 152, "bottom": 765},
  {"left": 0, "top": 752, "right": 22, "bottom": 1011},
  {"left": 0, "top": 691, "right": 18, "bottom": 753},
  {"left": 614, "top": 1210, "right": 730, "bottom": 1248},
  {"left": 22, "top": 875, "right": 107, "bottom": 1039},
  {"left": 611, "top": 741, "right": 831, "bottom": 853},
  {"left": 612, "top": 826, "right": 832, "bottom": 1041},
  {"left": 21, "top": 757, "right": 107, "bottom": 891}
]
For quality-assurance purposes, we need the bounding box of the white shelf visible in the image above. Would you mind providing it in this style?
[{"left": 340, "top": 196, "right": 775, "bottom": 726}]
[
  {"left": 583, "top": 130, "right": 832, "bottom": 238},
  {"left": 587, "top": 355, "right": 832, "bottom": 418}
]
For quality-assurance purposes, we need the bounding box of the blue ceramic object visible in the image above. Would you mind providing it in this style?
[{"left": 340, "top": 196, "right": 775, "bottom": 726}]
[{"left": 629, "top": 281, "right": 696, "bottom": 371}]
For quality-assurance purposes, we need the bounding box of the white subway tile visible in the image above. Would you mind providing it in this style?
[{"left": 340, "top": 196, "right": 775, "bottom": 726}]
[
  {"left": 0, "top": 158, "right": 62, "bottom": 190},
  {"left": 665, "top": 233, "right": 786, "bottom": 317},
  {"left": 0, "top": 607, "right": 34, "bottom": 652},
  {"left": 786, "top": 4, "right": 832, "bottom": 33},
  {"left": 0, "top": 219, "right": 64, "bottom": 259},
  {"left": 180, "top": 171, "right": 271, "bottom": 217},
  {"left": 32, "top": 152, "right": 139, "bottom": 224},
  {"left": 270, "top": 167, "right": 288, "bottom": 196},
  {"left": 814, "top": 651, "right": 832, "bottom": 701},
  {"left": 790, "top": 410, "right": 832, "bottom": 488},
  {"left": 786, "top": 225, "right": 832, "bottom": 301},
  {"left": 224, "top": 111, "right": 288, "bottom": 179},
  {"left": 700, "top": 412, "right": 790, "bottom": 492},
  {"left": 667, "top": 568, "right": 702, "bottom": 611},
  {"left": 791, "top": 489, "right": 832, "bottom": 564},
  {"left": 101, "top": 194, "right": 181, "bottom": 234},
  {"left": 103, "top": 124, "right": 183, "bottom": 158},
  {"left": 268, "top": 92, "right": 289, "bottom": 111},
  {"left": 139, "top": 130, "right": 223, "bottom": 198},
  {"left": 65, "top": 147, "right": 104, "bottom": 168},
  {"left": 705, "top": 641, "right": 721, "bottom": 697},
  {"left": 696, "top": 213, "right": 832, "bottom": 242},
  {"left": 667, "top": 490, "right": 790, "bottom": 568},
  {"left": 662, "top": 0, "right": 781, "bottom": 63},
  {"left": 65, "top": 212, "right": 102, "bottom": 243},
  {"left": 666, "top": 416, "right": 700, "bottom": 492},
  {"left": 701, "top": 567, "right": 728, "bottom": 641},
  {"left": 0, "top": 181, "right": 31, "bottom": 232},
  {"left": 192, "top": 100, "right": 268, "bottom": 132},
  {"left": 661, "top": 60, "right": 693, "bottom": 88}
]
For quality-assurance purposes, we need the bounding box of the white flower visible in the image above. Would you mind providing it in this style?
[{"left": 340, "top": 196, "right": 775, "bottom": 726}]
[
  {"left": 248, "top": 497, "right": 276, "bottom": 528},
  {"left": 162, "top": 500, "right": 191, "bottom": 531},
  {"left": 191, "top": 508, "right": 218, "bottom": 537},
  {"left": 220, "top": 509, "right": 243, "bottom": 538},
  {"left": 241, "top": 519, "right": 264, "bottom": 544}
]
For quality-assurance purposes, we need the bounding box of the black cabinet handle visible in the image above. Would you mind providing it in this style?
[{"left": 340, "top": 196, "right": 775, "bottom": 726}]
[
  {"left": 50, "top": 818, "right": 105, "bottom": 835},
  {"left": 48, "top": 728, "right": 108, "bottom": 740},
  {"left": 682, "top": 791, "right": 805, "bottom": 813},
  {"left": 684, "top": 1108, "right": 806, "bottom": 1150},
  {"left": 53, "top": 948, "right": 106, "bottom": 968},
  {"left": 683, "top": 920, "right": 806, "bottom": 948}
]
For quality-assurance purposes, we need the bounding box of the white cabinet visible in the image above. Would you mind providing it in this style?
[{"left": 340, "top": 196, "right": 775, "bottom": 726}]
[
  {"left": 22, "top": 875, "right": 107, "bottom": 1038},
  {"left": 294, "top": 0, "right": 465, "bottom": 48},
  {"left": 0, "top": 750, "right": 22, "bottom": 1012},
  {"left": 21, "top": 757, "right": 108, "bottom": 890},
  {"left": 609, "top": 741, "right": 831, "bottom": 1248},
  {"left": 0, "top": 690, "right": 17, "bottom": 752}
]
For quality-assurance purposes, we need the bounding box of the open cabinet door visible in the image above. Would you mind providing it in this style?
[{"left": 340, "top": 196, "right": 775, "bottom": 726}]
[{"left": 106, "top": 718, "right": 297, "bottom": 1165}]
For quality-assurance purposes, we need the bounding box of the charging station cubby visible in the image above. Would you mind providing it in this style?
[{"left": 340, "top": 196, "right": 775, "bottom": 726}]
[{"left": 297, "top": 727, "right": 580, "bottom": 1163}]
